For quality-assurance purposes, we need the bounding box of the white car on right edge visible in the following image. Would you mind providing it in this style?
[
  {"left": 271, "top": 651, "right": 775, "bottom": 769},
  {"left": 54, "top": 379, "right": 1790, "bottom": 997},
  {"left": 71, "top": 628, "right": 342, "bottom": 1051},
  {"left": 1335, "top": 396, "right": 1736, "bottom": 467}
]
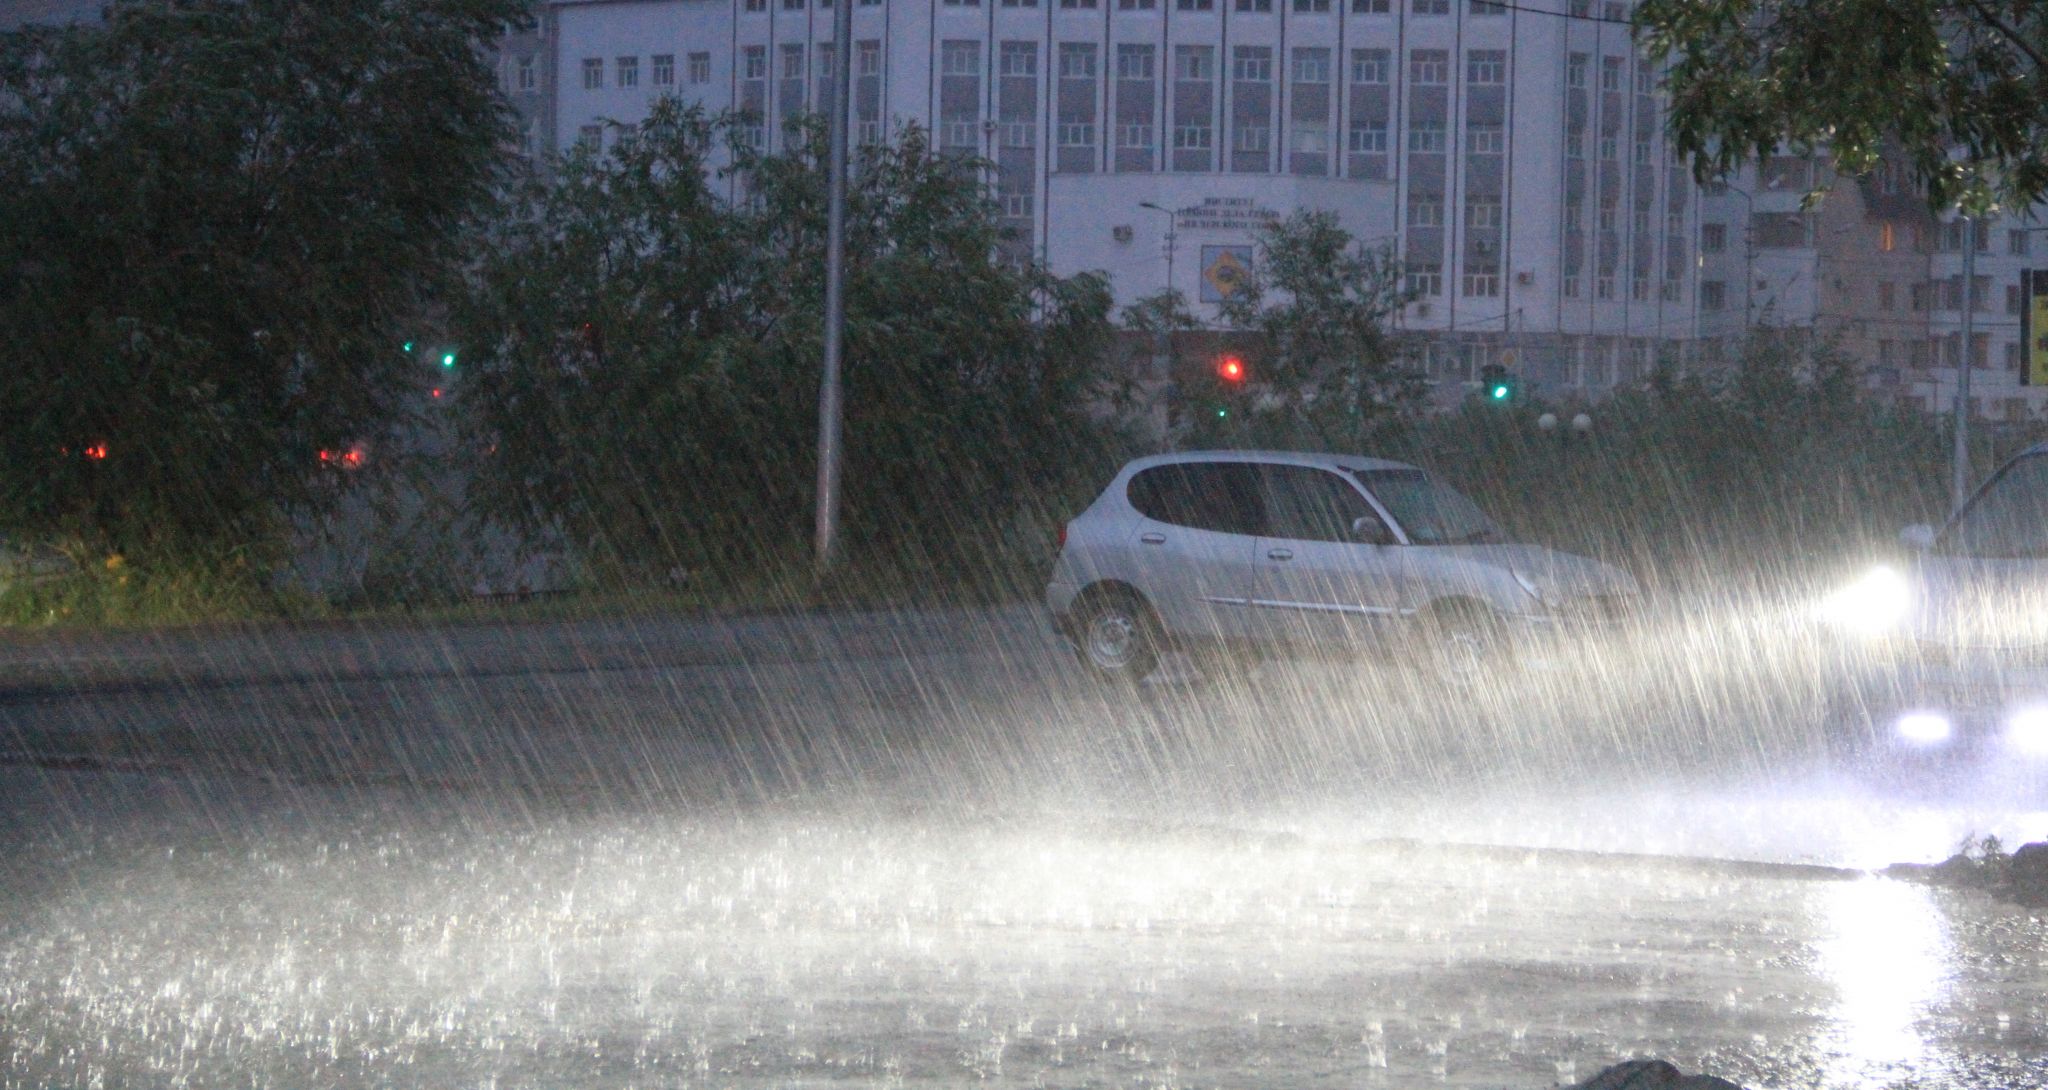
[
  {"left": 1044, "top": 450, "right": 1640, "bottom": 682},
  {"left": 1816, "top": 441, "right": 2048, "bottom": 759}
]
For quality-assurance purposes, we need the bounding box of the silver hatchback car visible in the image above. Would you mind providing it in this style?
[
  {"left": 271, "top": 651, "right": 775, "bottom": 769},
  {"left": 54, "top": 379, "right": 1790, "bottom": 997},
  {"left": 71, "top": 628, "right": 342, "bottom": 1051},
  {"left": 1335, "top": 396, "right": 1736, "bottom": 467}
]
[{"left": 1045, "top": 450, "right": 1639, "bottom": 681}]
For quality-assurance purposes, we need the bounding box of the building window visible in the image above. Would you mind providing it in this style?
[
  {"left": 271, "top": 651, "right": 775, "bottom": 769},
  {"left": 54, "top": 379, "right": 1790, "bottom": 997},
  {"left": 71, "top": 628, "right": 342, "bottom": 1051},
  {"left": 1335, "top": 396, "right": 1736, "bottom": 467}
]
[
  {"left": 1116, "top": 44, "right": 1155, "bottom": 79},
  {"left": 581, "top": 57, "right": 603, "bottom": 90},
  {"left": 2008, "top": 283, "right": 2024, "bottom": 315},
  {"left": 1701, "top": 223, "right": 1725, "bottom": 253},
  {"left": 1699, "top": 282, "right": 1725, "bottom": 310},
  {"left": 1409, "top": 50, "right": 1448, "bottom": 85},
  {"left": 1060, "top": 0, "right": 1098, "bottom": 7},
  {"left": 1465, "top": 50, "right": 1505, "bottom": 85},
  {"left": 1880, "top": 281, "right": 1896, "bottom": 310},
  {"left": 689, "top": 52, "right": 712, "bottom": 84},
  {"left": 1597, "top": 276, "right": 1615, "bottom": 299},
  {"left": 1000, "top": 120, "right": 1035, "bottom": 147},
  {"left": 1470, "top": 0, "right": 1505, "bottom": 11},
  {"left": 1634, "top": 67, "right": 1655, "bottom": 94},
  {"left": 1466, "top": 125, "right": 1504, "bottom": 154},
  {"left": 577, "top": 123, "right": 603, "bottom": 151},
  {"left": 1598, "top": 134, "right": 1618, "bottom": 160},
  {"left": 744, "top": 0, "right": 765, "bottom": 10},
  {"left": 1464, "top": 267, "right": 1501, "bottom": 297},
  {"left": 941, "top": 41, "right": 979, "bottom": 77},
  {"left": 1118, "top": 0, "right": 1159, "bottom": 9},
  {"left": 1877, "top": 221, "right": 1896, "bottom": 252},
  {"left": 1350, "top": 49, "right": 1389, "bottom": 84},
  {"left": 1174, "top": 45, "right": 1213, "bottom": 80},
  {"left": 1353, "top": 0, "right": 1390, "bottom": 10},
  {"left": 1563, "top": 277, "right": 1581, "bottom": 298},
  {"left": 1236, "top": 0, "right": 1274, "bottom": 10},
  {"left": 1412, "top": 0, "right": 1448, "bottom": 13},
  {"left": 1003, "top": 0, "right": 1040, "bottom": 7},
  {"left": 1407, "top": 262, "right": 1443, "bottom": 295},
  {"left": 1293, "top": 0, "right": 1331, "bottom": 10},
  {"left": 857, "top": 41, "right": 881, "bottom": 77},
  {"left": 1291, "top": 48, "right": 1330, "bottom": 84},
  {"left": 1178, "top": 0, "right": 1216, "bottom": 8},
  {"left": 516, "top": 55, "right": 536, "bottom": 92},
  {"left": 651, "top": 54, "right": 674, "bottom": 87},
  {"left": 1234, "top": 125, "right": 1270, "bottom": 151},
  {"left": 1293, "top": 125, "right": 1329, "bottom": 153},
  {"left": 1600, "top": 56, "right": 1623, "bottom": 91},
  {"left": 1347, "top": 122, "right": 1388, "bottom": 153},
  {"left": 1566, "top": 53, "right": 1588, "bottom": 89},
  {"left": 2012, "top": 229, "right": 2034, "bottom": 256},
  {"left": 1173, "top": 125, "right": 1214, "bottom": 149},
  {"left": 743, "top": 47, "right": 766, "bottom": 80},
  {"left": 1234, "top": 48, "right": 1273, "bottom": 81},
  {"left": 1000, "top": 42, "right": 1038, "bottom": 76},
  {"left": 1407, "top": 194, "right": 1444, "bottom": 227},
  {"left": 1467, "top": 198, "right": 1502, "bottom": 230},
  {"left": 1407, "top": 119, "right": 1445, "bottom": 153},
  {"left": 1058, "top": 43, "right": 1097, "bottom": 79},
  {"left": 1059, "top": 122, "right": 1096, "bottom": 145},
  {"left": 1119, "top": 123, "right": 1155, "bottom": 148},
  {"left": 781, "top": 44, "right": 805, "bottom": 79}
]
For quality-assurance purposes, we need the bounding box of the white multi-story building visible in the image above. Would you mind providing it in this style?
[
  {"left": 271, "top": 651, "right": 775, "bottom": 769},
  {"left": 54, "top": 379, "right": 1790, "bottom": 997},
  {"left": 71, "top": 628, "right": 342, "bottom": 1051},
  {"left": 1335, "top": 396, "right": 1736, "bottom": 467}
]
[{"left": 545, "top": 0, "right": 1711, "bottom": 395}]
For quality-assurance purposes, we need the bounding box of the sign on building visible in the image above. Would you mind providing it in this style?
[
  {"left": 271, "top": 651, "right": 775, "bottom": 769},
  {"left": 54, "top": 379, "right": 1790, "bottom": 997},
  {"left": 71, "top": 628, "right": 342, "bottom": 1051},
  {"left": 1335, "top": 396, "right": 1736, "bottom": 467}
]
[
  {"left": 1200, "top": 245, "right": 1253, "bottom": 303},
  {"left": 2026, "top": 269, "right": 2048, "bottom": 386}
]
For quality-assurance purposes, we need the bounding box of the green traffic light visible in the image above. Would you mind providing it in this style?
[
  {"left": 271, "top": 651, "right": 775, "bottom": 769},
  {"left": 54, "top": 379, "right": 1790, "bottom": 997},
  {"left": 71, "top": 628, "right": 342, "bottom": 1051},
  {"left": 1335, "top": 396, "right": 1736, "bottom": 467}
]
[
  {"left": 403, "top": 341, "right": 415, "bottom": 353},
  {"left": 1492, "top": 384, "right": 1510, "bottom": 399},
  {"left": 441, "top": 352, "right": 456, "bottom": 369}
]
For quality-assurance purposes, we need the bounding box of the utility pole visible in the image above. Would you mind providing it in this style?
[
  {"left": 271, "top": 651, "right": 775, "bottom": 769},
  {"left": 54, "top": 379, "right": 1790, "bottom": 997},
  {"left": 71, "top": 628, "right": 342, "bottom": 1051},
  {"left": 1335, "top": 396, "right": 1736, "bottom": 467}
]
[
  {"left": 1138, "top": 201, "right": 1177, "bottom": 376},
  {"left": 1953, "top": 215, "right": 1976, "bottom": 512},
  {"left": 813, "top": 0, "right": 855, "bottom": 579}
]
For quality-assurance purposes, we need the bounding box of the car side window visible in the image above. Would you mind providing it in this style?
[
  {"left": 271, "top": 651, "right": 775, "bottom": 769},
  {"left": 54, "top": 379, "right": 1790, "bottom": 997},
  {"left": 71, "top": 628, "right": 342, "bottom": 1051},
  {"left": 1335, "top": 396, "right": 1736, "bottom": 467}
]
[
  {"left": 1259, "top": 465, "right": 1382, "bottom": 543},
  {"left": 1127, "top": 463, "right": 1265, "bottom": 535}
]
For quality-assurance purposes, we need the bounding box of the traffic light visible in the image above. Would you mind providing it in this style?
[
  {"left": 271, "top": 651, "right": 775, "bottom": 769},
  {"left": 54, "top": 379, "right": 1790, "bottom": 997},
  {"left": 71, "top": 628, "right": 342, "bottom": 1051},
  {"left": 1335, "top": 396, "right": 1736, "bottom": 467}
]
[
  {"left": 439, "top": 350, "right": 456, "bottom": 369},
  {"left": 1216, "top": 354, "right": 1247, "bottom": 384},
  {"left": 1479, "top": 362, "right": 1517, "bottom": 404}
]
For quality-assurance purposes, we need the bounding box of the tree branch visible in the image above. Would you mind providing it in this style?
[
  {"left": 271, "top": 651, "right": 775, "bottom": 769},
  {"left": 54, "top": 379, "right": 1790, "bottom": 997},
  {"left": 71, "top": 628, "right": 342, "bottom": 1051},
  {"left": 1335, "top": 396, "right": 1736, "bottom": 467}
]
[{"left": 1954, "top": 0, "right": 2047, "bottom": 73}]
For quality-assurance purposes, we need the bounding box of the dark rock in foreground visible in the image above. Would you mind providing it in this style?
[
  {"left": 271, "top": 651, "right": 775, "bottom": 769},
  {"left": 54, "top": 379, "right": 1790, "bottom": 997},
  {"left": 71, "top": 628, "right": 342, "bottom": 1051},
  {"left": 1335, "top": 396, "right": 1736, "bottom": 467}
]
[{"left": 1569, "top": 1059, "right": 1747, "bottom": 1090}]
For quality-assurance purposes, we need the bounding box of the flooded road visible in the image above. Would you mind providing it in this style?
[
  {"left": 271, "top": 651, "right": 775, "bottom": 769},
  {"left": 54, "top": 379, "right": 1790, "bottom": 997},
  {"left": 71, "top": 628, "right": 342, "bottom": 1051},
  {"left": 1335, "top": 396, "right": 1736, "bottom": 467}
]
[{"left": 3, "top": 605, "right": 2046, "bottom": 1088}]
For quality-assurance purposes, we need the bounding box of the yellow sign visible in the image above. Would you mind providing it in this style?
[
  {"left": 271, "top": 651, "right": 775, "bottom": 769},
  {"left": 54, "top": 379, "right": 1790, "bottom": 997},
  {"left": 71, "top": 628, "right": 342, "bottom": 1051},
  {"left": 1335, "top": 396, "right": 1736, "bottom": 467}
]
[
  {"left": 2028, "top": 270, "right": 2048, "bottom": 386},
  {"left": 1202, "top": 248, "right": 1251, "bottom": 301}
]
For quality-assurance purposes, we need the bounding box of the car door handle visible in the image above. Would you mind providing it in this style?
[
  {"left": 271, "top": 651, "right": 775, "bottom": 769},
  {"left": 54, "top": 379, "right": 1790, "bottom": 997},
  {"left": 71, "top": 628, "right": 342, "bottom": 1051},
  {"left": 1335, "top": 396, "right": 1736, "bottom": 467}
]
[
  {"left": 1139, "top": 532, "right": 1166, "bottom": 544},
  {"left": 1266, "top": 548, "right": 1294, "bottom": 561}
]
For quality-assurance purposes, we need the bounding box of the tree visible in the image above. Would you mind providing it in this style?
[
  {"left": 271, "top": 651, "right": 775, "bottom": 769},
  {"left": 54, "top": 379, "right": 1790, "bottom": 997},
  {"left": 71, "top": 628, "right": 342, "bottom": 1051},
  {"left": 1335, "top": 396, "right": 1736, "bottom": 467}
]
[
  {"left": 1636, "top": 0, "right": 2048, "bottom": 211},
  {"left": 1201, "top": 211, "right": 1422, "bottom": 451},
  {"left": 0, "top": 0, "right": 523, "bottom": 557},
  {"left": 455, "top": 105, "right": 1125, "bottom": 584}
]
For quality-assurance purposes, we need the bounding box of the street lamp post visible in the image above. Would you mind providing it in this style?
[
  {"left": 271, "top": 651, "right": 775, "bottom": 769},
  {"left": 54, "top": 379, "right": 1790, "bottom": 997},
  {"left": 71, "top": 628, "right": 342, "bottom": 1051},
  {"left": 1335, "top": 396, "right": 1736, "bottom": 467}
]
[
  {"left": 1953, "top": 214, "right": 1977, "bottom": 512},
  {"left": 813, "top": 0, "right": 855, "bottom": 580},
  {"left": 1137, "top": 201, "right": 1177, "bottom": 376}
]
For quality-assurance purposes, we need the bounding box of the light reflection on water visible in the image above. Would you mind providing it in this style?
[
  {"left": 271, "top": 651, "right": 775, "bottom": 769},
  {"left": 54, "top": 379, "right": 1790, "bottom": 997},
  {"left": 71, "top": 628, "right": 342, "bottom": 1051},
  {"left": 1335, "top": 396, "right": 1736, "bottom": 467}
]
[{"left": 1813, "top": 877, "right": 1951, "bottom": 1088}]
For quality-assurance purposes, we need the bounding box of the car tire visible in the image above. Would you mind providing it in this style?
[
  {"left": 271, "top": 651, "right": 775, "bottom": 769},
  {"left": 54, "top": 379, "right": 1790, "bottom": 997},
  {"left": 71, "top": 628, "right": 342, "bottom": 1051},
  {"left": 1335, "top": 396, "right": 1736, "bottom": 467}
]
[
  {"left": 1427, "top": 605, "right": 1515, "bottom": 684},
  {"left": 1075, "top": 591, "right": 1161, "bottom": 684}
]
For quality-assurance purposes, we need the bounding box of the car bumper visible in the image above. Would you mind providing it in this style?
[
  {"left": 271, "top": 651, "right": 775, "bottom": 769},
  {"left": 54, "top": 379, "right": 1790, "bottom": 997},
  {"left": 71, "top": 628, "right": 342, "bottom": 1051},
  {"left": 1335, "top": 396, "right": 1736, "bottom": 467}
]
[{"left": 1822, "top": 644, "right": 2048, "bottom": 756}]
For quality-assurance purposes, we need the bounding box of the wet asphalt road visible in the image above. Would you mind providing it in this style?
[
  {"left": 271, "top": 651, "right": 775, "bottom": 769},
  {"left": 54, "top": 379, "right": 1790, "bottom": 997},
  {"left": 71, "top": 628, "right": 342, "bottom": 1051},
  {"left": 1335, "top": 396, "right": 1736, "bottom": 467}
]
[{"left": 3, "top": 604, "right": 2048, "bottom": 1088}]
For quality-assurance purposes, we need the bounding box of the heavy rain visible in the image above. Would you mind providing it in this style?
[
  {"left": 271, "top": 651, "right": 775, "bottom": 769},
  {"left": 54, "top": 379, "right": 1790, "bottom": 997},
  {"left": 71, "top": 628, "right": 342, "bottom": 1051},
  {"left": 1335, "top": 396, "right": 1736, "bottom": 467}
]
[{"left": 8, "top": 1, "right": 2048, "bottom": 1089}]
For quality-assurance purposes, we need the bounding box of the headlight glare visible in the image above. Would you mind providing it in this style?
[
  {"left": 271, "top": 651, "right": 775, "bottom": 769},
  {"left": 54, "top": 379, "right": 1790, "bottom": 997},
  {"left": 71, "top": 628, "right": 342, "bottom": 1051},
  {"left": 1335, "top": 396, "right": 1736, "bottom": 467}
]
[{"left": 1816, "top": 565, "right": 1913, "bottom": 636}]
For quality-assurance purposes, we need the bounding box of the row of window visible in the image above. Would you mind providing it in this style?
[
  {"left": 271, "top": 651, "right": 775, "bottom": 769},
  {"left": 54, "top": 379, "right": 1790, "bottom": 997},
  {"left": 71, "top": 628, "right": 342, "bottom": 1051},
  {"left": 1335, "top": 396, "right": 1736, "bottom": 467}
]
[
  {"left": 582, "top": 52, "right": 714, "bottom": 90},
  {"left": 741, "top": 0, "right": 1508, "bottom": 12}
]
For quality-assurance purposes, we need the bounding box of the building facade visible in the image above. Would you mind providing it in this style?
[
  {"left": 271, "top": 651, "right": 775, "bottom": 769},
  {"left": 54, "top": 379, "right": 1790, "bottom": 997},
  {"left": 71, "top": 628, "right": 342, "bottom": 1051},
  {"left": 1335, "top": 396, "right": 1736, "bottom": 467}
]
[{"left": 533, "top": 0, "right": 2048, "bottom": 415}]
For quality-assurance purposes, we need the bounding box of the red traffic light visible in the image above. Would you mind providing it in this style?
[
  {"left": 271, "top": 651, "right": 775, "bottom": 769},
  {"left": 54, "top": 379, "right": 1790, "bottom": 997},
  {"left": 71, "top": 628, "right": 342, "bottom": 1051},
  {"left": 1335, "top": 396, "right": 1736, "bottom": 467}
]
[{"left": 1217, "top": 355, "right": 1246, "bottom": 383}]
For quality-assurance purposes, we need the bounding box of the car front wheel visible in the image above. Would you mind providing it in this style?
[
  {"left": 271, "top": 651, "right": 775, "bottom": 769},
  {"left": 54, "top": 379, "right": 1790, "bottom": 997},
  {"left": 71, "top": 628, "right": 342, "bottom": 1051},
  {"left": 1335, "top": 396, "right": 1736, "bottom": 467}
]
[{"left": 1075, "top": 592, "right": 1161, "bottom": 683}]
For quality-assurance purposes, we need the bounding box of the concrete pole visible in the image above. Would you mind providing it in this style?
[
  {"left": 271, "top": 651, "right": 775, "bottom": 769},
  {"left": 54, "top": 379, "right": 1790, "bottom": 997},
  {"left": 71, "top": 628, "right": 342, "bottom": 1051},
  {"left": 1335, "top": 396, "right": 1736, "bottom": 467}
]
[
  {"left": 1953, "top": 216, "right": 1976, "bottom": 512},
  {"left": 813, "top": 0, "right": 855, "bottom": 579}
]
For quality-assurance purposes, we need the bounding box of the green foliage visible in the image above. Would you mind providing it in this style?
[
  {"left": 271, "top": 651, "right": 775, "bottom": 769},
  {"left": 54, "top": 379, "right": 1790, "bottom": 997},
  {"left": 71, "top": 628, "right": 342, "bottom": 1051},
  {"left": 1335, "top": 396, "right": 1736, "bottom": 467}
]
[
  {"left": 1635, "top": 0, "right": 2048, "bottom": 211},
  {"left": 1399, "top": 332, "right": 1981, "bottom": 590},
  {"left": 0, "top": 0, "right": 524, "bottom": 560},
  {"left": 455, "top": 105, "right": 1129, "bottom": 591},
  {"left": 1192, "top": 211, "right": 1423, "bottom": 450}
]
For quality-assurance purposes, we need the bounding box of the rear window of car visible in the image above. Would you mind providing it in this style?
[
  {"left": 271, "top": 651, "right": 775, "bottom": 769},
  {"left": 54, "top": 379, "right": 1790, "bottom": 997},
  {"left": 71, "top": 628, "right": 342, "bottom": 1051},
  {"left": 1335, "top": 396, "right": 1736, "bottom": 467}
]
[{"left": 1127, "top": 463, "right": 1264, "bottom": 535}]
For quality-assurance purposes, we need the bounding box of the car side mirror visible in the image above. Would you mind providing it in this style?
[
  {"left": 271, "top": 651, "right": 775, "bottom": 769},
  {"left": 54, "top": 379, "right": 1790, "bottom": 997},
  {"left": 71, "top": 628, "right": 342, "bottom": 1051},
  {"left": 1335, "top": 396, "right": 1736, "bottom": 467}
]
[
  {"left": 1900, "top": 524, "right": 1936, "bottom": 551},
  {"left": 1352, "top": 516, "right": 1394, "bottom": 546}
]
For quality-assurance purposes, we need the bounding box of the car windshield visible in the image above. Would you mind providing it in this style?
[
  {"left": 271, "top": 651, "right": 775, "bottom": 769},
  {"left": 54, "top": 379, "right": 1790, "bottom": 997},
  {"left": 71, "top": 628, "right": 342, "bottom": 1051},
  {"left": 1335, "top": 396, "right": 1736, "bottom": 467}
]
[
  {"left": 1351, "top": 468, "right": 1503, "bottom": 545},
  {"left": 1940, "top": 452, "right": 2048, "bottom": 558}
]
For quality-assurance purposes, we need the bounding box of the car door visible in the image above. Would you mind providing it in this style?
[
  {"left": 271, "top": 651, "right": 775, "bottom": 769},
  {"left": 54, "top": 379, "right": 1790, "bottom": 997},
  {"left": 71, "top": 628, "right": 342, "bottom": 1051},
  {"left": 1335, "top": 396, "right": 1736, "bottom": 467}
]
[
  {"left": 1250, "top": 464, "right": 1407, "bottom": 648},
  {"left": 1123, "top": 462, "right": 1265, "bottom": 644}
]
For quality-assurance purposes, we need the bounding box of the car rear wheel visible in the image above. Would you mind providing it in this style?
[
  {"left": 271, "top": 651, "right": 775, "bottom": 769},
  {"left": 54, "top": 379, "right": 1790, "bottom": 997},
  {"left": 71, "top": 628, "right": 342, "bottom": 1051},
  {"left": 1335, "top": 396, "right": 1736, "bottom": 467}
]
[{"left": 1075, "top": 592, "right": 1161, "bottom": 683}]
